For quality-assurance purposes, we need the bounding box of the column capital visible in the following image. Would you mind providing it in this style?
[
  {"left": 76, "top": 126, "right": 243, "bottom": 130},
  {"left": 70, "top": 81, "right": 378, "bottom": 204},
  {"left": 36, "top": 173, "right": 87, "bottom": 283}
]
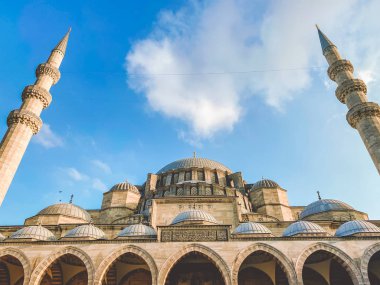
[
  {"left": 7, "top": 110, "right": 43, "bottom": 134},
  {"left": 22, "top": 85, "right": 52, "bottom": 109},
  {"left": 335, "top": 79, "right": 367, "bottom": 104},
  {"left": 36, "top": 63, "right": 61, "bottom": 84},
  {"left": 346, "top": 102, "right": 380, "bottom": 128},
  {"left": 327, "top": 59, "right": 353, "bottom": 81}
]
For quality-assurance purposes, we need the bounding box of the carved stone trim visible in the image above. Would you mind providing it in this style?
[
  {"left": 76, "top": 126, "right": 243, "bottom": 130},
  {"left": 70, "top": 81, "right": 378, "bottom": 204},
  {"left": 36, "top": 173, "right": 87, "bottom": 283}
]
[
  {"left": 361, "top": 242, "right": 380, "bottom": 285},
  {"left": 346, "top": 102, "right": 380, "bottom": 128},
  {"left": 328, "top": 59, "right": 354, "bottom": 81},
  {"left": 322, "top": 45, "right": 337, "bottom": 57},
  {"left": 335, "top": 79, "right": 367, "bottom": 104},
  {"left": 35, "top": 63, "right": 61, "bottom": 84},
  {"left": 21, "top": 85, "right": 52, "bottom": 109},
  {"left": 7, "top": 110, "right": 42, "bottom": 134}
]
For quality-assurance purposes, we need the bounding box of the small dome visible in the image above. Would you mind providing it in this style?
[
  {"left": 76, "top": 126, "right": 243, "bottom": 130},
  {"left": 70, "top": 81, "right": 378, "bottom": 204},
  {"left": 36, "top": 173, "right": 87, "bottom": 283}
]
[
  {"left": 157, "top": 157, "right": 232, "bottom": 174},
  {"left": 64, "top": 224, "right": 106, "bottom": 240},
  {"left": 9, "top": 225, "right": 56, "bottom": 241},
  {"left": 283, "top": 221, "right": 327, "bottom": 237},
  {"left": 171, "top": 210, "right": 218, "bottom": 225},
  {"left": 233, "top": 222, "right": 272, "bottom": 235},
  {"left": 118, "top": 224, "right": 157, "bottom": 237},
  {"left": 0, "top": 233, "right": 5, "bottom": 241},
  {"left": 335, "top": 220, "right": 380, "bottom": 237},
  {"left": 300, "top": 199, "right": 355, "bottom": 219},
  {"left": 38, "top": 203, "right": 91, "bottom": 222},
  {"left": 110, "top": 181, "right": 139, "bottom": 194},
  {"left": 251, "top": 179, "right": 279, "bottom": 190}
]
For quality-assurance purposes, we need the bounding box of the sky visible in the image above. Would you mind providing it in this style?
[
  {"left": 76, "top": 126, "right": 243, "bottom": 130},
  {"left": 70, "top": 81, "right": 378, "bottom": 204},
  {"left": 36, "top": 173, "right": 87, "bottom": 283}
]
[{"left": 0, "top": 0, "right": 379, "bottom": 225}]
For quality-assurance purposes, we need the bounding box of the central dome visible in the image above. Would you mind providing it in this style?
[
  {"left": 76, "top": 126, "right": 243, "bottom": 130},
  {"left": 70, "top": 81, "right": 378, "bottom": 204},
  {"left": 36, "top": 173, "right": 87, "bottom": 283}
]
[{"left": 157, "top": 157, "right": 232, "bottom": 174}]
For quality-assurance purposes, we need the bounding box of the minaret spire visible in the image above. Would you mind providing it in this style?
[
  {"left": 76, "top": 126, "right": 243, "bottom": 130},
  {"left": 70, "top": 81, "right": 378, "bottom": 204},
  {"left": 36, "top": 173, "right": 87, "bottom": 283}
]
[
  {"left": 317, "top": 26, "right": 380, "bottom": 174},
  {"left": 316, "top": 25, "right": 335, "bottom": 52},
  {"left": 0, "top": 29, "right": 71, "bottom": 205}
]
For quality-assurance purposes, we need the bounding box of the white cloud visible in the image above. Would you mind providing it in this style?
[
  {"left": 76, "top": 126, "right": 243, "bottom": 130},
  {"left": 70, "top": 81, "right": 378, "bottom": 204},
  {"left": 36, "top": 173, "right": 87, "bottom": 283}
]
[
  {"left": 34, "top": 124, "right": 63, "bottom": 148},
  {"left": 126, "top": 0, "right": 380, "bottom": 141},
  {"left": 91, "top": 160, "right": 112, "bottom": 174},
  {"left": 92, "top": 178, "right": 108, "bottom": 191},
  {"left": 65, "top": 168, "right": 89, "bottom": 181}
]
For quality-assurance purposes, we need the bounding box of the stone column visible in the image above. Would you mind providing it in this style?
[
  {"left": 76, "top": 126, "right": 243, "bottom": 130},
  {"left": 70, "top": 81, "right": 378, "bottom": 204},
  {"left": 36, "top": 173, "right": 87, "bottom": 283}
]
[
  {"left": 0, "top": 29, "right": 71, "bottom": 205},
  {"left": 318, "top": 26, "right": 380, "bottom": 174}
]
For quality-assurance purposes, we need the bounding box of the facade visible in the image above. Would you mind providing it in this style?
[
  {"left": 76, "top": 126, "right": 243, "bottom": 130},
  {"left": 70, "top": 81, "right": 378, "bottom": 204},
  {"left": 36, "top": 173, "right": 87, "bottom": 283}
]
[{"left": 0, "top": 28, "right": 380, "bottom": 285}]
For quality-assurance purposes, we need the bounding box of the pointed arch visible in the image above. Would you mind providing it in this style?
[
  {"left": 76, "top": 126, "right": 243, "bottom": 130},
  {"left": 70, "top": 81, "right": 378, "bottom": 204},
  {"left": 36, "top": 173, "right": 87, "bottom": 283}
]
[
  {"left": 157, "top": 243, "right": 231, "bottom": 285},
  {"left": 231, "top": 243, "right": 297, "bottom": 285},
  {"left": 295, "top": 242, "right": 364, "bottom": 285},
  {"left": 361, "top": 242, "right": 380, "bottom": 285},
  {"left": 29, "top": 246, "right": 95, "bottom": 285},
  {"left": 0, "top": 247, "right": 31, "bottom": 285},
  {"left": 94, "top": 245, "right": 158, "bottom": 285}
]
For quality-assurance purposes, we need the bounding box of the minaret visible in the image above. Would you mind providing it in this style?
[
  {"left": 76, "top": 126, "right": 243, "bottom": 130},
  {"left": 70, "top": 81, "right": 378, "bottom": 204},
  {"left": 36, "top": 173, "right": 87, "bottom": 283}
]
[
  {"left": 317, "top": 26, "right": 380, "bottom": 174},
  {"left": 0, "top": 28, "right": 71, "bottom": 205}
]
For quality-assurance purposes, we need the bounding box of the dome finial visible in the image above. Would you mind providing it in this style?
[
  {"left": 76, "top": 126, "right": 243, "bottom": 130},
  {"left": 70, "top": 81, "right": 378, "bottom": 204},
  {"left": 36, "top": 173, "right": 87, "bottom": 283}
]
[
  {"left": 69, "top": 194, "right": 74, "bottom": 204},
  {"left": 193, "top": 151, "right": 196, "bottom": 158},
  {"left": 317, "top": 190, "right": 322, "bottom": 200}
]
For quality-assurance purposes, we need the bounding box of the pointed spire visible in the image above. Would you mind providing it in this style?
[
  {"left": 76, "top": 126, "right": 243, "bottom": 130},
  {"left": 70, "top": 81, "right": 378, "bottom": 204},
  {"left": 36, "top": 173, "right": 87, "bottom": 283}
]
[
  {"left": 316, "top": 25, "right": 335, "bottom": 52},
  {"left": 52, "top": 27, "right": 71, "bottom": 56}
]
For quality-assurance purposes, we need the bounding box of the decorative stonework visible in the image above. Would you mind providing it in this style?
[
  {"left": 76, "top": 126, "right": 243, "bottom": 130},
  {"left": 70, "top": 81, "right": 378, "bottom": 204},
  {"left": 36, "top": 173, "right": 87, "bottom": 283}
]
[
  {"left": 231, "top": 243, "right": 297, "bottom": 285},
  {"left": 94, "top": 245, "right": 158, "bottom": 285},
  {"left": 157, "top": 243, "right": 231, "bottom": 285},
  {"left": 346, "top": 102, "right": 380, "bottom": 128},
  {"left": 29, "top": 246, "right": 95, "bottom": 285},
  {"left": 335, "top": 79, "right": 367, "bottom": 104},
  {"left": 7, "top": 110, "right": 42, "bottom": 134},
  {"left": 295, "top": 242, "right": 364, "bottom": 285},
  {"left": 35, "top": 63, "right": 61, "bottom": 84},
  {"left": 327, "top": 59, "right": 354, "bottom": 81},
  {"left": 0, "top": 247, "right": 31, "bottom": 285},
  {"left": 21, "top": 85, "right": 52, "bottom": 109},
  {"left": 161, "top": 227, "right": 228, "bottom": 242},
  {"left": 361, "top": 242, "right": 380, "bottom": 285}
]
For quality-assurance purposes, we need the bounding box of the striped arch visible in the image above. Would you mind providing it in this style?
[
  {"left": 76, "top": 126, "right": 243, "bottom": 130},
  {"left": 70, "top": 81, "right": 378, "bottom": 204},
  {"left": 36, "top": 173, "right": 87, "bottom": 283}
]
[
  {"left": 157, "top": 243, "right": 231, "bottom": 285},
  {"left": 361, "top": 242, "right": 380, "bottom": 285},
  {"left": 231, "top": 243, "right": 297, "bottom": 285},
  {"left": 29, "top": 246, "right": 95, "bottom": 285},
  {"left": 94, "top": 245, "right": 158, "bottom": 285},
  {"left": 295, "top": 242, "right": 364, "bottom": 285},
  {"left": 0, "top": 247, "right": 31, "bottom": 285}
]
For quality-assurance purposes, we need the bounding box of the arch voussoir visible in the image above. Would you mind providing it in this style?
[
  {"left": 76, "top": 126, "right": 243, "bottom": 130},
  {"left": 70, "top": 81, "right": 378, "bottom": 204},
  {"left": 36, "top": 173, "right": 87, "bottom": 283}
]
[
  {"left": 157, "top": 243, "right": 231, "bottom": 285},
  {"left": 0, "top": 247, "right": 31, "bottom": 285},
  {"left": 295, "top": 242, "right": 363, "bottom": 285},
  {"left": 361, "top": 242, "right": 380, "bottom": 285},
  {"left": 231, "top": 243, "right": 297, "bottom": 285},
  {"left": 94, "top": 245, "right": 158, "bottom": 285}
]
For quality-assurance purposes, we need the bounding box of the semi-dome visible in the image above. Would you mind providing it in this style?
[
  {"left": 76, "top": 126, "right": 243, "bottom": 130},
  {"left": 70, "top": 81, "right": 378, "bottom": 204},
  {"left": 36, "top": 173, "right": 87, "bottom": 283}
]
[
  {"left": 9, "top": 225, "right": 56, "bottom": 241},
  {"left": 38, "top": 203, "right": 91, "bottom": 222},
  {"left": 283, "top": 221, "right": 327, "bottom": 237},
  {"left": 171, "top": 210, "right": 218, "bottom": 225},
  {"left": 157, "top": 157, "right": 232, "bottom": 174},
  {"left": 300, "top": 199, "right": 355, "bottom": 219},
  {"left": 233, "top": 222, "right": 272, "bottom": 235},
  {"left": 251, "top": 179, "right": 279, "bottom": 190},
  {"left": 109, "top": 181, "right": 139, "bottom": 194},
  {"left": 64, "top": 224, "right": 106, "bottom": 240},
  {"left": 118, "top": 224, "right": 157, "bottom": 237},
  {"left": 335, "top": 220, "right": 380, "bottom": 237}
]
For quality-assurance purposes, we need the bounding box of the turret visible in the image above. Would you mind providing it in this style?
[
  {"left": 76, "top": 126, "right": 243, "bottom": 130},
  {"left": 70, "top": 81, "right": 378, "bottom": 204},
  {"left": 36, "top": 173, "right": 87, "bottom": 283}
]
[
  {"left": 317, "top": 26, "right": 380, "bottom": 174},
  {"left": 0, "top": 29, "right": 71, "bottom": 205}
]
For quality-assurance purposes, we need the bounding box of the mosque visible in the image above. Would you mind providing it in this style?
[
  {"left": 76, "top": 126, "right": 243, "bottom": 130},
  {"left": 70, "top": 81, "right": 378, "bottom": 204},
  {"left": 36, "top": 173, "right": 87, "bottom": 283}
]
[{"left": 0, "top": 26, "right": 380, "bottom": 285}]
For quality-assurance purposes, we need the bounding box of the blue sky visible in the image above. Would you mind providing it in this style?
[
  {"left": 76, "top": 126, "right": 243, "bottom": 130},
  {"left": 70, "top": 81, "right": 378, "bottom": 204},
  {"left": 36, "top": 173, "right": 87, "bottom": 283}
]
[{"left": 0, "top": 0, "right": 379, "bottom": 225}]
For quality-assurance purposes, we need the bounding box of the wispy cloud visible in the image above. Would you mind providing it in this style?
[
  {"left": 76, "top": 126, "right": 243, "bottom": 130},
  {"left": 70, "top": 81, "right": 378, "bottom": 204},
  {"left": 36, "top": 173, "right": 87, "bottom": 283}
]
[
  {"left": 92, "top": 178, "right": 108, "bottom": 191},
  {"left": 126, "top": 0, "right": 380, "bottom": 142},
  {"left": 65, "top": 167, "right": 89, "bottom": 181},
  {"left": 34, "top": 124, "right": 63, "bottom": 148},
  {"left": 91, "top": 159, "right": 112, "bottom": 174}
]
